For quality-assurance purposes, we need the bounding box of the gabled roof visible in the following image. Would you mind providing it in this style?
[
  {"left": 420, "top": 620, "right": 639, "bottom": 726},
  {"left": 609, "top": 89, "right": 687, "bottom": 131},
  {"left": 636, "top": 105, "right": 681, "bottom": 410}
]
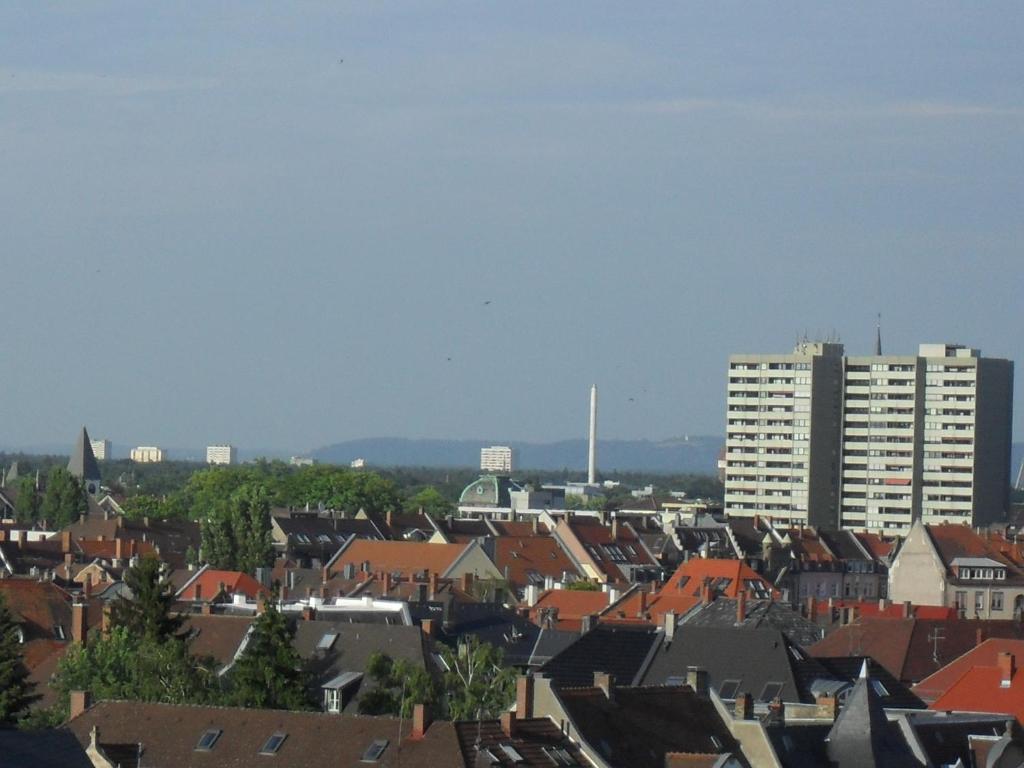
[
  {"left": 923, "top": 523, "right": 1024, "bottom": 583},
  {"left": 915, "top": 638, "right": 1024, "bottom": 721},
  {"left": 813, "top": 656, "right": 924, "bottom": 709},
  {"left": 539, "top": 624, "right": 660, "bottom": 689},
  {"left": 642, "top": 626, "right": 811, "bottom": 703},
  {"left": 0, "top": 729, "right": 93, "bottom": 768},
  {"left": 492, "top": 536, "right": 581, "bottom": 594},
  {"left": 176, "top": 569, "right": 268, "bottom": 602},
  {"left": 662, "top": 559, "right": 776, "bottom": 600},
  {"left": 682, "top": 598, "right": 823, "bottom": 647},
  {"left": 599, "top": 591, "right": 700, "bottom": 627},
  {"left": 66, "top": 700, "right": 463, "bottom": 766},
  {"left": 528, "top": 589, "right": 611, "bottom": 631},
  {"left": 809, "top": 618, "right": 1024, "bottom": 683},
  {"left": 67, "top": 427, "right": 101, "bottom": 482},
  {"left": 182, "top": 614, "right": 254, "bottom": 669},
  {"left": 556, "top": 684, "right": 740, "bottom": 768},
  {"left": 325, "top": 539, "right": 476, "bottom": 579}
]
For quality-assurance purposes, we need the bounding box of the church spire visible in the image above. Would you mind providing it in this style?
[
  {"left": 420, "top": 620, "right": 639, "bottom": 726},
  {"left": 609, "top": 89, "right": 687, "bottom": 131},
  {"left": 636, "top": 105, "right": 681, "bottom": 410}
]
[{"left": 68, "top": 426, "right": 101, "bottom": 496}]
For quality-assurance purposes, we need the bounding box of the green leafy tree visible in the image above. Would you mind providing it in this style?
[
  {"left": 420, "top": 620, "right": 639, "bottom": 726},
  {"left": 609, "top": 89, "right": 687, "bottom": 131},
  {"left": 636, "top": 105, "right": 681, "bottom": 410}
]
[
  {"left": 199, "top": 501, "right": 237, "bottom": 569},
  {"left": 40, "top": 467, "right": 88, "bottom": 527},
  {"left": 0, "top": 592, "right": 35, "bottom": 724},
  {"left": 228, "top": 602, "right": 310, "bottom": 710},
  {"left": 565, "top": 580, "right": 600, "bottom": 591},
  {"left": 358, "top": 652, "right": 439, "bottom": 717},
  {"left": 110, "top": 555, "right": 183, "bottom": 642},
  {"left": 234, "top": 486, "right": 274, "bottom": 573},
  {"left": 14, "top": 475, "right": 40, "bottom": 524},
  {"left": 403, "top": 487, "right": 452, "bottom": 517},
  {"left": 440, "top": 636, "right": 516, "bottom": 721},
  {"left": 53, "top": 627, "right": 217, "bottom": 713},
  {"left": 119, "top": 494, "right": 167, "bottom": 520}
]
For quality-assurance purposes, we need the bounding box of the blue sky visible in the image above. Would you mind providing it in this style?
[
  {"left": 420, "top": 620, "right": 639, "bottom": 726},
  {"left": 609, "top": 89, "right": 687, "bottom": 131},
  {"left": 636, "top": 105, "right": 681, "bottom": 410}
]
[{"left": 1, "top": 3, "right": 1022, "bottom": 452}]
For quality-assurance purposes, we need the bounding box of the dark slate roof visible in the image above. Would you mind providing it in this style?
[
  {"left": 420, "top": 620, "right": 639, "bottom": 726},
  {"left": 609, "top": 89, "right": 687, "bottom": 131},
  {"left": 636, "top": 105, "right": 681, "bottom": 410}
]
[
  {"left": 292, "top": 619, "right": 427, "bottom": 711},
  {"left": 0, "top": 729, "right": 93, "bottom": 768},
  {"left": 527, "top": 628, "right": 580, "bottom": 668},
  {"left": 641, "top": 626, "right": 810, "bottom": 703},
  {"left": 672, "top": 527, "right": 735, "bottom": 558},
  {"left": 764, "top": 723, "right": 834, "bottom": 768},
  {"left": 727, "top": 518, "right": 765, "bottom": 559},
  {"left": 557, "top": 685, "right": 743, "bottom": 768},
  {"left": 274, "top": 514, "right": 382, "bottom": 543},
  {"left": 438, "top": 602, "right": 542, "bottom": 667},
  {"left": 818, "top": 529, "right": 872, "bottom": 562},
  {"left": 811, "top": 657, "right": 924, "bottom": 710},
  {"left": 67, "top": 427, "right": 101, "bottom": 482},
  {"left": 539, "top": 624, "right": 660, "bottom": 689},
  {"left": 682, "top": 598, "right": 824, "bottom": 648},
  {"left": 453, "top": 717, "right": 588, "bottom": 768},
  {"left": 906, "top": 713, "right": 1016, "bottom": 768},
  {"left": 826, "top": 669, "right": 920, "bottom": 768}
]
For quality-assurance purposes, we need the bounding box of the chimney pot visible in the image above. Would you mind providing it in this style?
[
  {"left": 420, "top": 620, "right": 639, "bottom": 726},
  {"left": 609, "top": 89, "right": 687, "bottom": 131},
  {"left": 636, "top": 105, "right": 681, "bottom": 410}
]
[
  {"left": 69, "top": 690, "right": 91, "bottom": 720},
  {"left": 998, "top": 652, "right": 1015, "bottom": 687},
  {"left": 685, "top": 666, "right": 709, "bottom": 698},
  {"left": 736, "top": 590, "right": 747, "bottom": 624},
  {"left": 593, "top": 671, "right": 614, "bottom": 699},
  {"left": 421, "top": 618, "right": 436, "bottom": 638},
  {"left": 500, "top": 710, "right": 515, "bottom": 737},
  {"left": 71, "top": 602, "right": 86, "bottom": 645},
  {"left": 411, "top": 704, "right": 431, "bottom": 739}
]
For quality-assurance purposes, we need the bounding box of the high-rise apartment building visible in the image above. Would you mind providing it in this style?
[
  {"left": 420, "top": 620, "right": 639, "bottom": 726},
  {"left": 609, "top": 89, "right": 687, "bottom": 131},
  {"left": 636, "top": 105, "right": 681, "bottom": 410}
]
[
  {"left": 480, "top": 445, "right": 515, "bottom": 474},
  {"left": 724, "top": 342, "right": 1013, "bottom": 534},
  {"left": 130, "top": 446, "right": 165, "bottom": 463},
  {"left": 206, "top": 445, "right": 237, "bottom": 465},
  {"left": 89, "top": 438, "right": 111, "bottom": 461}
]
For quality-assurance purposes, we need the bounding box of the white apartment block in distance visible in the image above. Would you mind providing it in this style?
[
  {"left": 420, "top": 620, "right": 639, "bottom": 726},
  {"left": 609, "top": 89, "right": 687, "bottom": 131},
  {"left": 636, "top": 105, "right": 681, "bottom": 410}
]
[
  {"left": 480, "top": 445, "right": 515, "bottom": 474},
  {"left": 206, "top": 445, "right": 237, "bottom": 465},
  {"left": 724, "top": 341, "right": 1014, "bottom": 535},
  {"left": 89, "top": 439, "right": 111, "bottom": 461},
  {"left": 130, "top": 446, "right": 165, "bottom": 463}
]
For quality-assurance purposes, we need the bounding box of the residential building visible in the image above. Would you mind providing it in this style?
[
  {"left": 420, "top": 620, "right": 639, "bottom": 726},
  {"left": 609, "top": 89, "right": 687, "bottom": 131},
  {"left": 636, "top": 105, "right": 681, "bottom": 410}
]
[
  {"left": 130, "top": 445, "right": 165, "bottom": 463},
  {"left": 481, "top": 445, "right": 515, "bottom": 474},
  {"left": 323, "top": 538, "right": 504, "bottom": 585},
  {"left": 89, "top": 438, "right": 111, "bottom": 461},
  {"left": 551, "top": 515, "right": 663, "bottom": 585},
  {"left": 725, "top": 341, "right": 1014, "bottom": 533},
  {"left": 888, "top": 520, "right": 1024, "bottom": 619},
  {"left": 913, "top": 639, "right": 1024, "bottom": 724},
  {"left": 205, "top": 444, "right": 237, "bottom": 465}
]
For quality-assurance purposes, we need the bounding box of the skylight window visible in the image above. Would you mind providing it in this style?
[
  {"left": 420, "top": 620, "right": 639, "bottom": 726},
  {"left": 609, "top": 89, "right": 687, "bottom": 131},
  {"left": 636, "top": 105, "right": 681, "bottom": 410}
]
[
  {"left": 870, "top": 679, "right": 889, "bottom": 697},
  {"left": 542, "top": 746, "right": 579, "bottom": 766},
  {"left": 195, "top": 728, "right": 222, "bottom": 751},
  {"left": 759, "top": 682, "right": 783, "bottom": 702},
  {"left": 53, "top": 624, "right": 66, "bottom": 641},
  {"left": 499, "top": 744, "right": 525, "bottom": 763},
  {"left": 259, "top": 732, "right": 287, "bottom": 755},
  {"left": 718, "top": 680, "right": 741, "bottom": 700},
  {"left": 317, "top": 633, "right": 338, "bottom": 650},
  {"left": 361, "top": 739, "right": 389, "bottom": 762}
]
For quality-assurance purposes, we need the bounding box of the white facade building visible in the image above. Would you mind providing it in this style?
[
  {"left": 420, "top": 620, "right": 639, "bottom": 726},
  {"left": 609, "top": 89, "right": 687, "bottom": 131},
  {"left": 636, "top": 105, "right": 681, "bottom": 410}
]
[
  {"left": 130, "top": 446, "right": 165, "bottom": 463},
  {"left": 480, "top": 445, "right": 515, "bottom": 474},
  {"left": 89, "top": 439, "right": 111, "bottom": 461},
  {"left": 725, "top": 342, "right": 1014, "bottom": 534},
  {"left": 206, "top": 445, "right": 237, "bottom": 465}
]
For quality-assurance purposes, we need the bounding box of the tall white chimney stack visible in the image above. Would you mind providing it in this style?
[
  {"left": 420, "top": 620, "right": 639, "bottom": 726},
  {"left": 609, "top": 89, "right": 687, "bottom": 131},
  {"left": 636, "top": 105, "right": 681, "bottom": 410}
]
[{"left": 588, "top": 384, "right": 597, "bottom": 485}]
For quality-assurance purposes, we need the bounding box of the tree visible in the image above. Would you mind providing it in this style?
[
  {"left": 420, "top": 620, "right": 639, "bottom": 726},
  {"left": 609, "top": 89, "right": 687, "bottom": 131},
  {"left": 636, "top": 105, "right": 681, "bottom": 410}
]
[
  {"left": 40, "top": 467, "right": 88, "bottom": 527},
  {"left": 358, "top": 653, "right": 438, "bottom": 718},
  {"left": 199, "top": 484, "right": 273, "bottom": 572},
  {"left": 228, "top": 602, "right": 310, "bottom": 710},
  {"left": 439, "top": 636, "right": 516, "bottom": 721},
  {"left": 14, "top": 475, "right": 40, "bottom": 524},
  {"left": 110, "top": 555, "right": 183, "bottom": 642},
  {"left": 0, "top": 592, "right": 35, "bottom": 724},
  {"left": 403, "top": 487, "right": 452, "bottom": 518},
  {"left": 565, "top": 580, "right": 600, "bottom": 591},
  {"left": 53, "top": 626, "right": 217, "bottom": 713}
]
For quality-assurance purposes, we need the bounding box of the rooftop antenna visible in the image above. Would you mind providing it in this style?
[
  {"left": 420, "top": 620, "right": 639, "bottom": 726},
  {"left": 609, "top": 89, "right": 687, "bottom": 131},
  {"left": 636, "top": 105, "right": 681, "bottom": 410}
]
[
  {"left": 1015, "top": 458, "right": 1024, "bottom": 492},
  {"left": 928, "top": 626, "right": 945, "bottom": 666},
  {"left": 875, "top": 313, "right": 882, "bottom": 356}
]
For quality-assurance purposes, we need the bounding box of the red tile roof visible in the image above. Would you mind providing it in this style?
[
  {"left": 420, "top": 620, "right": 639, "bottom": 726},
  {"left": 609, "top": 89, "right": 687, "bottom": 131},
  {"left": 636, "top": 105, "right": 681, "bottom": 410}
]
[
  {"left": 600, "top": 591, "right": 700, "bottom": 626},
  {"left": 493, "top": 537, "right": 580, "bottom": 595},
  {"left": 176, "top": 570, "right": 268, "bottom": 602},
  {"left": 529, "top": 588, "right": 610, "bottom": 631},
  {"left": 811, "top": 599, "right": 957, "bottom": 621},
  {"left": 661, "top": 558, "right": 777, "bottom": 599},
  {"left": 925, "top": 640, "right": 1024, "bottom": 722},
  {"left": 326, "top": 540, "right": 470, "bottom": 578}
]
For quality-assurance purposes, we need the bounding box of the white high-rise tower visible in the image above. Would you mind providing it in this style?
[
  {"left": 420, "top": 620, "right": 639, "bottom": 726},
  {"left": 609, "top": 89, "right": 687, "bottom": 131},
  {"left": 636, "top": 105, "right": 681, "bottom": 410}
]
[{"left": 588, "top": 385, "right": 598, "bottom": 485}]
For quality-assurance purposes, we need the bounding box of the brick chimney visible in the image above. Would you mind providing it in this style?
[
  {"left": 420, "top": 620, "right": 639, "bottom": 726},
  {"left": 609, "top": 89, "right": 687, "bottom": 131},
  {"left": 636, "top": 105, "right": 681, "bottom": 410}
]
[
  {"left": 382, "top": 572, "right": 392, "bottom": 593},
  {"left": 411, "top": 704, "right": 431, "bottom": 739},
  {"left": 82, "top": 578, "right": 92, "bottom": 599},
  {"left": 114, "top": 538, "right": 123, "bottom": 562},
  {"left": 461, "top": 572, "right": 474, "bottom": 594},
  {"left": 421, "top": 618, "right": 436, "bottom": 638},
  {"left": 593, "top": 671, "right": 614, "bottom": 700},
  {"left": 701, "top": 577, "right": 712, "bottom": 605},
  {"left": 64, "top": 553, "right": 74, "bottom": 580},
  {"left": 977, "top": 628, "right": 985, "bottom": 646},
  {"left": 637, "top": 590, "right": 648, "bottom": 618},
  {"left": 805, "top": 596, "right": 816, "bottom": 621},
  {"left": 194, "top": 583, "right": 203, "bottom": 602},
  {"left": 734, "top": 692, "right": 754, "bottom": 720},
  {"left": 61, "top": 530, "right": 72, "bottom": 554},
  {"left": 301, "top": 606, "right": 315, "bottom": 621},
  {"left": 902, "top": 600, "right": 912, "bottom": 618},
  {"left": 815, "top": 695, "right": 839, "bottom": 720},
  {"left": 70, "top": 690, "right": 91, "bottom": 720},
  {"left": 736, "top": 590, "right": 747, "bottom": 624},
  {"left": 500, "top": 710, "right": 515, "bottom": 737},
  {"left": 429, "top": 572, "right": 439, "bottom": 600},
  {"left": 71, "top": 602, "right": 86, "bottom": 645},
  {"left": 516, "top": 675, "right": 534, "bottom": 719},
  {"left": 998, "top": 652, "right": 1015, "bottom": 687}
]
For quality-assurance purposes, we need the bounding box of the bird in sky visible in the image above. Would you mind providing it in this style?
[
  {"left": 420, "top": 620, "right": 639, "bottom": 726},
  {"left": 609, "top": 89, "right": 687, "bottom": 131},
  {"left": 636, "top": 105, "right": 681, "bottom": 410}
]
[{"left": 482, "top": 300, "right": 492, "bottom": 305}]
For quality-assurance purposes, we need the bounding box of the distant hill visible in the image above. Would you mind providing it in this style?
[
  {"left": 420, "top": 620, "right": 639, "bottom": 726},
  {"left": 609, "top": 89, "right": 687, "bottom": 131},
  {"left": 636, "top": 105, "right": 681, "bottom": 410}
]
[{"left": 310, "top": 436, "right": 725, "bottom": 474}]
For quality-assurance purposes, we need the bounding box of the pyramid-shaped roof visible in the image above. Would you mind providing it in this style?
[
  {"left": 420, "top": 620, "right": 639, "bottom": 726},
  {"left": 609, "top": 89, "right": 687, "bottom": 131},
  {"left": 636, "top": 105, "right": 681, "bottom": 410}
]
[
  {"left": 67, "top": 427, "right": 101, "bottom": 482},
  {"left": 3, "top": 461, "right": 19, "bottom": 486},
  {"left": 826, "top": 661, "right": 919, "bottom": 767}
]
